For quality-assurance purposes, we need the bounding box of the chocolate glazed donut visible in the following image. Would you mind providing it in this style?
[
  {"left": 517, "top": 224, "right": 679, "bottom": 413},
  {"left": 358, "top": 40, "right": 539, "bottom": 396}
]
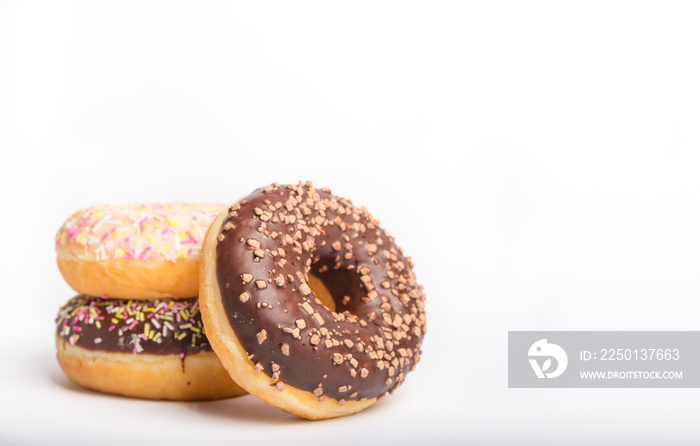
[
  {"left": 55, "top": 296, "right": 247, "bottom": 401},
  {"left": 199, "top": 182, "right": 427, "bottom": 419}
]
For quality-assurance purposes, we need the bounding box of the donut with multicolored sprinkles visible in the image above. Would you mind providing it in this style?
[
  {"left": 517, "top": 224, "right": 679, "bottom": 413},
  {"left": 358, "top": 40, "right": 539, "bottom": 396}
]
[
  {"left": 55, "top": 203, "right": 225, "bottom": 299},
  {"left": 200, "top": 182, "right": 426, "bottom": 419},
  {"left": 55, "top": 295, "right": 247, "bottom": 400}
]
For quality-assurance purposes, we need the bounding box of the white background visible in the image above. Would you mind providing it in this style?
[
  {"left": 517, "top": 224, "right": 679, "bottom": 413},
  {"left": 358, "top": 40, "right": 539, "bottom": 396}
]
[{"left": 1, "top": 1, "right": 699, "bottom": 444}]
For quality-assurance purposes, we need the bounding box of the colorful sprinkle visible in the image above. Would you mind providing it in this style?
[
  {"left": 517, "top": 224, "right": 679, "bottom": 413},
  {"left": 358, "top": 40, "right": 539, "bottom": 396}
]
[
  {"left": 55, "top": 295, "right": 211, "bottom": 356},
  {"left": 55, "top": 203, "right": 224, "bottom": 263}
]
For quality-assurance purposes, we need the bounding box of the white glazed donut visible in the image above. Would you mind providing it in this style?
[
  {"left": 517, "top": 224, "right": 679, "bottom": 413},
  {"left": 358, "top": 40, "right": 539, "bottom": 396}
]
[{"left": 55, "top": 203, "right": 224, "bottom": 299}]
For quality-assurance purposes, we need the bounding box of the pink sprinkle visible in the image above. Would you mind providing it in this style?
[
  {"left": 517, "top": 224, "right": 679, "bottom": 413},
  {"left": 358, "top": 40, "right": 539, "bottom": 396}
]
[
  {"left": 128, "top": 321, "right": 138, "bottom": 331},
  {"left": 72, "top": 326, "right": 82, "bottom": 332},
  {"left": 138, "top": 217, "right": 147, "bottom": 233},
  {"left": 101, "top": 227, "right": 116, "bottom": 242},
  {"left": 179, "top": 353, "right": 185, "bottom": 359},
  {"left": 95, "top": 316, "right": 105, "bottom": 320},
  {"left": 139, "top": 246, "right": 152, "bottom": 260},
  {"left": 101, "top": 294, "right": 109, "bottom": 299},
  {"left": 79, "top": 216, "right": 90, "bottom": 229},
  {"left": 108, "top": 326, "right": 116, "bottom": 332}
]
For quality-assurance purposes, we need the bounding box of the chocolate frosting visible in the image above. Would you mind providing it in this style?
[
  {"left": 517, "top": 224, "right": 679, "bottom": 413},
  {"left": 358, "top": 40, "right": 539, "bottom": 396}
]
[
  {"left": 216, "top": 182, "right": 426, "bottom": 402},
  {"left": 56, "top": 296, "right": 212, "bottom": 356}
]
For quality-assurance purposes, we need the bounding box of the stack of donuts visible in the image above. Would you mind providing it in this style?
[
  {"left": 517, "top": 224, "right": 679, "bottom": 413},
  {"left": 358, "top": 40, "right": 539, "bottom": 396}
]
[
  {"left": 54, "top": 183, "right": 427, "bottom": 419},
  {"left": 54, "top": 203, "right": 246, "bottom": 400}
]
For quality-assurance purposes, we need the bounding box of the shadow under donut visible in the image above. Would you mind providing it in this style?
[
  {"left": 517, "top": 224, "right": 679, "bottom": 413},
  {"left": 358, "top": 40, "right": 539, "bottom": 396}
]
[{"left": 185, "top": 395, "right": 302, "bottom": 424}]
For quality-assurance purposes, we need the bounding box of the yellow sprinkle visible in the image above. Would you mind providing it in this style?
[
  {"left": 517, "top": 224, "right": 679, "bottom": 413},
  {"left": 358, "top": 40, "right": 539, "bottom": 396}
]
[
  {"left": 92, "top": 212, "right": 103, "bottom": 220},
  {"left": 115, "top": 313, "right": 123, "bottom": 320},
  {"left": 177, "top": 332, "right": 187, "bottom": 340},
  {"left": 60, "top": 232, "right": 67, "bottom": 245},
  {"left": 165, "top": 217, "right": 179, "bottom": 227},
  {"left": 144, "top": 323, "right": 150, "bottom": 336},
  {"left": 142, "top": 307, "right": 154, "bottom": 313},
  {"left": 179, "top": 231, "right": 187, "bottom": 239},
  {"left": 190, "top": 327, "right": 201, "bottom": 333},
  {"left": 176, "top": 248, "right": 186, "bottom": 260},
  {"left": 115, "top": 249, "right": 124, "bottom": 258},
  {"left": 96, "top": 321, "right": 102, "bottom": 329},
  {"left": 113, "top": 230, "right": 119, "bottom": 240},
  {"left": 148, "top": 235, "right": 154, "bottom": 244},
  {"left": 157, "top": 243, "right": 171, "bottom": 254},
  {"left": 111, "top": 318, "right": 119, "bottom": 324},
  {"left": 148, "top": 331, "right": 154, "bottom": 340},
  {"left": 79, "top": 230, "right": 86, "bottom": 244},
  {"left": 180, "top": 310, "right": 189, "bottom": 321}
]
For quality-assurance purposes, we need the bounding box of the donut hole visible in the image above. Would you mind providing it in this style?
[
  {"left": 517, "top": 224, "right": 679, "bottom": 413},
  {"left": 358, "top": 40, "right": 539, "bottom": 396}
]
[{"left": 308, "top": 274, "right": 336, "bottom": 313}]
